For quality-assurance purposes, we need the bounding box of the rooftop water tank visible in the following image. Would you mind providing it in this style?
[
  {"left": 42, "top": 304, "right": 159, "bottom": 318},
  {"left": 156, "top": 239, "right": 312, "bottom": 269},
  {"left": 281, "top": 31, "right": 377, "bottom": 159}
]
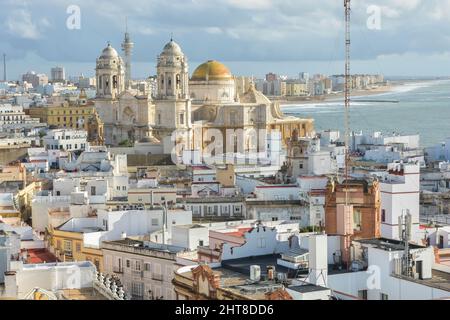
[{"left": 250, "top": 265, "right": 261, "bottom": 282}]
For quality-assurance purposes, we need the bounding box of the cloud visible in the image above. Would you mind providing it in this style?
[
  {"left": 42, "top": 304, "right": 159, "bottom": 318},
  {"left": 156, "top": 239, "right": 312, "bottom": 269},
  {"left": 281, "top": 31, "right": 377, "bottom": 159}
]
[
  {"left": 5, "top": 9, "right": 41, "bottom": 40},
  {"left": 0, "top": 0, "right": 450, "bottom": 74},
  {"left": 226, "top": 0, "right": 273, "bottom": 10}
]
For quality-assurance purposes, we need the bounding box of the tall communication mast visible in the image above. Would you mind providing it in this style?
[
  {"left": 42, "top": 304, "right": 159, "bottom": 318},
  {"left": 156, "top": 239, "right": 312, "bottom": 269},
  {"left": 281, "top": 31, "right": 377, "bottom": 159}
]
[
  {"left": 121, "top": 17, "right": 134, "bottom": 89},
  {"left": 2, "top": 53, "right": 6, "bottom": 82},
  {"left": 344, "top": 0, "right": 351, "bottom": 205}
]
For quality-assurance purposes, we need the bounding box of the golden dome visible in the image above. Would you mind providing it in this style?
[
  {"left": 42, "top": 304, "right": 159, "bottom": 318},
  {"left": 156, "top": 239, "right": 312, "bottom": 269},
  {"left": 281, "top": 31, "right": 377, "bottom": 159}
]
[{"left": 191, "top": 60, "right": 232, "bottom": 81}]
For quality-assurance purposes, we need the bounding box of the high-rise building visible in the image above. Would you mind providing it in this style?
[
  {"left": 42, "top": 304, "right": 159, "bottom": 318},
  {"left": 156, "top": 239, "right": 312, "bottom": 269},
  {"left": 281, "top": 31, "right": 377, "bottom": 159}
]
[
  {"left": 51, "top": 66, "right": 65, "bottom": 83},
  {"left": 265, "top": 72, "right": 278, "bottom": 82},
  {"left": 22, "top": 71, "right": 48, "bottom": 89}
]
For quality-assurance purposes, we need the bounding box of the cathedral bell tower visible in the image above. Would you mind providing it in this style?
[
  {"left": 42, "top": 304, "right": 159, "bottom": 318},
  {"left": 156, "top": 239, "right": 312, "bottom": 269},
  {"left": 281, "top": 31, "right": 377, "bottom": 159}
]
[
  {"left": 154, "top": 39, "right": 192, "bottom": 146},
  {"left": 95, "top": 42, "right": 125, "bottom": 99},
  {"left": 156, "top": 39, "right": 189, "bottom": 100}
]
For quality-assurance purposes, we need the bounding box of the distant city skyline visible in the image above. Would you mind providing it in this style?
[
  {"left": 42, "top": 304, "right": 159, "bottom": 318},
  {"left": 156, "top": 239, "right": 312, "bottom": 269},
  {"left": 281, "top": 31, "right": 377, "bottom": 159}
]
[{"left": 2, "top": 0, "right": 450, "bottom": 79}]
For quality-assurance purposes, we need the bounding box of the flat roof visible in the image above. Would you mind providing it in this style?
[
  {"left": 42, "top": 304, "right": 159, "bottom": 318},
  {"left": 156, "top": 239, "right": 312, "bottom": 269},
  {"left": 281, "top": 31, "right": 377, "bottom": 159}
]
[
  {"left": 288, "top": 284, "right": 330, "bottom": 293},
  {"left": 356, "top": 238, "right": 425, "bottom": 251},
  {"left": 221, "top": 254, "right": 295, "bottom": 278},
  {"left": 103, "top": 238, "right": 186, "bottom": 254}
]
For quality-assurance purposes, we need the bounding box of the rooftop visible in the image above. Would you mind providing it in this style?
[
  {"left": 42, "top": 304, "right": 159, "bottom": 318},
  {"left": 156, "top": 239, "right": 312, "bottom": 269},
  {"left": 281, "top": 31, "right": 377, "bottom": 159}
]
[
  {"left": 356, "top": 238, "right": 425, "bottom": 252},
  {"left": 103, "top": 238, "right": 186, "bottom": 254},
  {"left": 392, "top": 270, "right": 450, "bottom": 292},
  {"left": 288, "top": 283, "right": 330, "bottom": 293},
  {"left": 23, "top": 248, "right": 57, "bottom": 264},
  {"left": 221, "top": 254, "right": 296, "bottom": 278}
]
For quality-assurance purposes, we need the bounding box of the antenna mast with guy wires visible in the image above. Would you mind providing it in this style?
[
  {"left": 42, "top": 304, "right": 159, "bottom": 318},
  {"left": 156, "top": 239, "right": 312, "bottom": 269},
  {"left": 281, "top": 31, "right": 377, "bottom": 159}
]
[{"left": 344, "top": 0, "right": 351, "bottom": 205}]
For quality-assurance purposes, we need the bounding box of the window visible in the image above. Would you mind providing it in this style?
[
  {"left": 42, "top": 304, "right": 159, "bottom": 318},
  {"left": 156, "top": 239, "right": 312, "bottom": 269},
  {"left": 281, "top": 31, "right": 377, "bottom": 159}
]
[
  {"left": 299, "top": 163, "right": 303, "bottom": 169},
  {"left": 64, "top": 240, "right": 72, "bottom": 252},
  {"left": 179, "top": 113, "right": 184, "bottom": 125},
  {"left": 135, "top": 261, "right": 141, "bottom": 271},
  {"left": 76, "top": 243, "right": 81, "bottom": 252},
  {"left": 380, "top": 293, "right": 388, "bottom": 300},
  {"left": 199, "top": 240, "right": 204, "bottom": 246},
  {"left": 116, "top": 186, "right": 120, "bottom": 191},
  {"left": 91, "top": 186, "right": 96, "bottom": 196},
  {"left": 94, "top": 258, "right": 100, "bottom": 270},
  {"left": 358, "top": 290, "right": 368, "bottom": 300},
  {"left": 131, "top": 282, "right": 143, "bottom": 299},
  {"left": 151, "top": 218, "right": 159, "bottom": 226},
  {"left": 353, "top": 209, "right": 362, "bottom": 231},
  {"left": 122, "top": 186, "right": 126, "bottom": 191},
  {"left": 144, "top": 263, "right": 151, "bottom": 272},
  {"left": 126, "top": 259, "right": 131, "bottom": 268},
  {"left": 381, "top": 209, "right": 386, "bottom": 222}
]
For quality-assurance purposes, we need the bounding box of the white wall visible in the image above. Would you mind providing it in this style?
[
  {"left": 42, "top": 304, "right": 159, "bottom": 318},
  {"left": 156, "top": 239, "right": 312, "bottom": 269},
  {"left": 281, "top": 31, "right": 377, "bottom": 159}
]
[
  {"left": 171, "top": 225, "right": 209, "bottom": 250},
  {"left": 15, "top": 262, "right": 96, "bottom": 298},
  {"left": 221, "top": 226, "right": 295, "bottom": 261}
]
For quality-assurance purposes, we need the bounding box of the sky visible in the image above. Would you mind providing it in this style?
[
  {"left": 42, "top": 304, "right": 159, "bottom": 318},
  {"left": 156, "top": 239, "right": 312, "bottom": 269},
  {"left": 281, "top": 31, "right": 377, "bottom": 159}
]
[{"left": 1, "top": 0, "right": 450, "bottom": 80}]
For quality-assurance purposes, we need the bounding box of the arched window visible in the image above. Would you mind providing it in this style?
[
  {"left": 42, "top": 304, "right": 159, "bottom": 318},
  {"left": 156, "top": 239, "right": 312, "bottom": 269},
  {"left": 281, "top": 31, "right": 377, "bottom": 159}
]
[
  {"left": 176, "top": 74, "right": 181, "bottom": 89},
  {"left": 113, "top": 75, "right": 118, "bottom": 89},
  {"left": 161, "top": 75, "right": 164, "bottom": 85},
  {"left": 98, "top": 76, "right": 102, "bottom": 89},
  {"left": 168, "top": 77, "right": 172, "bottom": 89}
]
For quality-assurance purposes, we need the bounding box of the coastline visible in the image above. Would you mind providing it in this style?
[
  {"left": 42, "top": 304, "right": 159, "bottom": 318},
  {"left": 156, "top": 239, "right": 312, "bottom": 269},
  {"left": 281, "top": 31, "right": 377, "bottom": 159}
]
[{"left": 272, "top": 84, "right": 395, "bottom": 105}]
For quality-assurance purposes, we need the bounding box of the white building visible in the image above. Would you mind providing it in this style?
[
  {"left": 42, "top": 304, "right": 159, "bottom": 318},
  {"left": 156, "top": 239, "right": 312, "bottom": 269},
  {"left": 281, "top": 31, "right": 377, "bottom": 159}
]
[
  {"left": 376, "top": 162, "right": 422, "bottom": 243},
  {"left": 56, "top": 208, "right": 192, "bottom": 249},
  {"left": 352, "top": 131, "right": 423, "bottom": 165},
  {"left": 297, "top": 176, "right": 328, "bottom": 227},
  {"left": 0, "top": 261, "right": 97, "bottom": 299},
  {"left": 23, "top": 148, "right": 70, "bottom": 173},
  {"left": 287, "top": 137, "right": 334, "bottom": 179},
  {"left": 327, "top": 238, "right": 449, "bottom": 300},
  {"left": 0, "top": 104, "right": 40, "bottom": 125},
  {"left": 43, "top": 128, "right": 88, "bottom": 152},
  {"left": 197, "top": 220, "right": 301, "bottom": 263}
]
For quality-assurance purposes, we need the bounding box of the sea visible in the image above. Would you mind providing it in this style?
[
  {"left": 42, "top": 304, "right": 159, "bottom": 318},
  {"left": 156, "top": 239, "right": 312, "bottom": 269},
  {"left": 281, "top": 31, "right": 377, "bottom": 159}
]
[{"left": 281, "top": 79, "right": 450, "bottom": 148}]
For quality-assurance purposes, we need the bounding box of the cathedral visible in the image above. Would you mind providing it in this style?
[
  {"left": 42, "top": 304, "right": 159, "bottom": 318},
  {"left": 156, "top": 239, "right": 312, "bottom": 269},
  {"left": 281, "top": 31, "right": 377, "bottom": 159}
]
[{"left": 94, "top": 32, "right": 314, "bottom": 157}]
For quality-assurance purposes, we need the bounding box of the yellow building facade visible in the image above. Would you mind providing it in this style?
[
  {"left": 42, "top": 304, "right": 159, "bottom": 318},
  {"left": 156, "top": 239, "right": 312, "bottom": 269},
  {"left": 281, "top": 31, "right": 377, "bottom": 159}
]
[
  {"left": 49, "top": 228, "right": 103, "bottom": 272},
  {"left": 29, "top": 102, "right": 96, "bottom": 130},
  {"left": 285, "top": 82, "right": 309, "bottom": 96}
]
